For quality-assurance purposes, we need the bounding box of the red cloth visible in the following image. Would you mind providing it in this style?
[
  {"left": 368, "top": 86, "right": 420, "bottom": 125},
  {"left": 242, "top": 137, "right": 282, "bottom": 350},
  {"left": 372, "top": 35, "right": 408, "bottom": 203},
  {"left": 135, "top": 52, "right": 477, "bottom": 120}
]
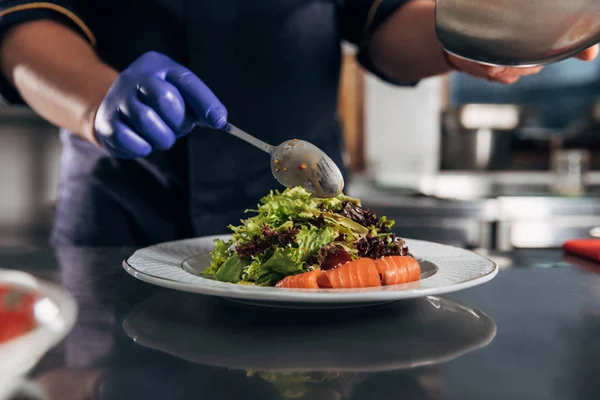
[{"left": 563, "top": 239, "right": 600, "bottom": 263}]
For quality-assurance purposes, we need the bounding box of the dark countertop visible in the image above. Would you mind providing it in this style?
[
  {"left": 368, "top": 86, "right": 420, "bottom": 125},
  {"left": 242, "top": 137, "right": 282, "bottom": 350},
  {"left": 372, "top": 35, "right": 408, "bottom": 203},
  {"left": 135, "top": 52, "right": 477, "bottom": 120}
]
[{"left": 3, "top": 244, "right": 600, "bottom": 400}]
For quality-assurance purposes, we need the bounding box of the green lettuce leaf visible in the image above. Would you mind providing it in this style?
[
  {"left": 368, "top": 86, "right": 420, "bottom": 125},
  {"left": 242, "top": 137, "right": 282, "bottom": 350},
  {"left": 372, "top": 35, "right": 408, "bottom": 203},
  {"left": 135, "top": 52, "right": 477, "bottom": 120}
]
[
  {"left": 243, "top": 259, "right": 286, "bottom": 286},
  {"left": 378, "top": 215, "right": 395, "bottom": 231},
  {"left": 320, "top": 212, "right": 368, "bottom": 238},
  {"left": 258, "top": 226, "right": 336, "bottom": 274},
  {"left": 230, "top": 187, "right": 361, "bottom": 242},
  {"left": 203, "top": 238, "right": 233, "bottom": 275},
  {"left": 214, "top": 254, "right": 248, "bottom": 283},
  {"left": 296, "top": 225, "right": 337, "bottom": 261},
  {"left": 262, "top": 247, "right": 303, "bottom": 274}
]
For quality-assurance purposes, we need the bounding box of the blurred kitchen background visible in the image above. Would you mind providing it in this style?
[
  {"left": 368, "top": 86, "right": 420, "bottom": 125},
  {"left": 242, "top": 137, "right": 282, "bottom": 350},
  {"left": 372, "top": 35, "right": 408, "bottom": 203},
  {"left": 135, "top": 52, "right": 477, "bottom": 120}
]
[{"left": 2, "top": 44, "right": 600, "bottom": 250}]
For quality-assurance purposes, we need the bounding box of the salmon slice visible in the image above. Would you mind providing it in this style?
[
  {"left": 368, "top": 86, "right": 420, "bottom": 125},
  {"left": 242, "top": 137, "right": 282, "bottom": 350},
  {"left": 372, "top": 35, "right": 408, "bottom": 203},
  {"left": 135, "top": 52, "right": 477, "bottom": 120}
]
[
  {"left": 324, "top": 258, "right": 381, "bottom": 289},
  {"left": 374, "top": 256, "right": 421, "bottom": 286},
  {"left": 275, "top": 268, "right": 323, "bottom": 289},
  {"left": 274, "top": 256, "right": 421, "bottom": 289}
]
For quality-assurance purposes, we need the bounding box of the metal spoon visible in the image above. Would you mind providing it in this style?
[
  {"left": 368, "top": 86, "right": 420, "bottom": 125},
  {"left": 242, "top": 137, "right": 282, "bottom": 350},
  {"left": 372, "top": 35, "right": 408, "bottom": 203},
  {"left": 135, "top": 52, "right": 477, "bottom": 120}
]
[
  {"left": 436, "top": 0, "right": 600, "bottom": 67},
  {"left": 222, "top": 123, "right": 344, "bottom": 198}
]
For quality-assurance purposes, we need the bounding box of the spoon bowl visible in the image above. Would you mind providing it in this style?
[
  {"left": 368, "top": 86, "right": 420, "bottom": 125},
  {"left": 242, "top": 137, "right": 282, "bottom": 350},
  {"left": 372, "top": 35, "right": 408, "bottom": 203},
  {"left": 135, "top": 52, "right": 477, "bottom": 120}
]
[
  {"left": 271, "top": 139, "right": 344, "bottom": 198},
  {"left": 222, "top": 124, "right": 344, "bottom": 197}
]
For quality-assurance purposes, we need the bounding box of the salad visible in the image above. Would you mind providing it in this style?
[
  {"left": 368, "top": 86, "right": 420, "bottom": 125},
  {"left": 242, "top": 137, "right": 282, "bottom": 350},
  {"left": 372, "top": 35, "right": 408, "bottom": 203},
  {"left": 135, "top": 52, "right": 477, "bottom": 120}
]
[{"left": 204, "top": 187, "right": 420, "bottom": 289}]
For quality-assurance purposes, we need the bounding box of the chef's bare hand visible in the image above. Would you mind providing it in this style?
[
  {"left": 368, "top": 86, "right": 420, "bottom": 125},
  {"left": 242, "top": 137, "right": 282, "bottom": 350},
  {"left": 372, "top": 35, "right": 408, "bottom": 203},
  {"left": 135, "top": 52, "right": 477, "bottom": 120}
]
[
  {"left": 95, "top": 51, "right": 227, "bottom": 158},
  {"left": 445, "top": 44, "right": 599, "bottom": 84}
]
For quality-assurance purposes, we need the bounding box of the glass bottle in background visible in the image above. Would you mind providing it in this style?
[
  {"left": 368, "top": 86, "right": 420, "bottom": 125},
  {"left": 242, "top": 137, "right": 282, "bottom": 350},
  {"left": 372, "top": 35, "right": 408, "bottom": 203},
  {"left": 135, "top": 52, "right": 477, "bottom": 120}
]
[{"left": 550, "top": 149, "right": 591, "bottom": 196}]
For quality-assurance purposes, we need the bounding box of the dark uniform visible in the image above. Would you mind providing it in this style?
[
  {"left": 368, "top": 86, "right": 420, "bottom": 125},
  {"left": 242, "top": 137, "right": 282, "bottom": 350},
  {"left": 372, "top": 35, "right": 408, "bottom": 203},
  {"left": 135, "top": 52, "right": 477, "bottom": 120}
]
[{"left": 0, "top": 0, "right": 412, "bottom": 246}]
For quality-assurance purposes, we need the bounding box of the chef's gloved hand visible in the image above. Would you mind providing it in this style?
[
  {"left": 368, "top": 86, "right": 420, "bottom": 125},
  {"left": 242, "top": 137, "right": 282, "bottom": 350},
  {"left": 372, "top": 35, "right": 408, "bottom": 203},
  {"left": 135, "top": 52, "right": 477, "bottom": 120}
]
[{"left": 94, "top": 51, "right": 227, "bottom": 158}]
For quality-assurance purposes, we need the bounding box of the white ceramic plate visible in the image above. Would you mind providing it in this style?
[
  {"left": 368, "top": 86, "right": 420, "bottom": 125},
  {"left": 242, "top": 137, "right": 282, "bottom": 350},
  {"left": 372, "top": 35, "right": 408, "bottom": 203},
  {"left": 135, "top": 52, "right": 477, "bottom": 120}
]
[
  {"left": 122, "top": 293, "right": 497, "bottom": 372},
  {"left": 123, "top": 236, "right": 498, "bottom": 308},
  {"left": 0, "top": 269, "right": 78, "bottom": 400}
]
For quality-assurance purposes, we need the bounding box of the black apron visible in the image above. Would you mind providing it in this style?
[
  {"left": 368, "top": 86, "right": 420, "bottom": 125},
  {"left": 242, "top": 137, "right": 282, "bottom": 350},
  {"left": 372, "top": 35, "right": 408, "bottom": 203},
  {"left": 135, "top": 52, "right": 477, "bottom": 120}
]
[{"left": 50, "top": 0, "right": 347, "bottom": 246}]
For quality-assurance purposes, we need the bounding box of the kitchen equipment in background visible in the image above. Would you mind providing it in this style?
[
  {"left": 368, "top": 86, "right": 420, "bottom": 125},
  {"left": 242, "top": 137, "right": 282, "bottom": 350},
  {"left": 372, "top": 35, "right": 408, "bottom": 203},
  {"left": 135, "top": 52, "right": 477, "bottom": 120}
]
[
  {"left": 0, "top": 107, "right": 61, "bottom": 244},
  {"left": 496, "top": 196, "right": 600, "bottom": 250},
  {"left": 441, "top": 104, "right": 520, "bottom": 170},
  {"left": 562, "top": 100, "right": 600, "bottom": 169},
  {"left": 365, "top": 75, "right": 443, "bottom": 189},
  {"left": 550, "top": 149, "right": 591, "bottom": 195},
  {"left": 436, "top": 0, "right": 600, "bottom": 67}
]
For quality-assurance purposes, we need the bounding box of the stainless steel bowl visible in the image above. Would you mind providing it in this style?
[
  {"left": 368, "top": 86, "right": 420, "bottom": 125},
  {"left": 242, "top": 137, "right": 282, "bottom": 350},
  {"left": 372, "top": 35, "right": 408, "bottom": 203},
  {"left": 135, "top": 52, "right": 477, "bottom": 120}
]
[{"left": 436, "top": 0, "right": 600, "bottom": 67}]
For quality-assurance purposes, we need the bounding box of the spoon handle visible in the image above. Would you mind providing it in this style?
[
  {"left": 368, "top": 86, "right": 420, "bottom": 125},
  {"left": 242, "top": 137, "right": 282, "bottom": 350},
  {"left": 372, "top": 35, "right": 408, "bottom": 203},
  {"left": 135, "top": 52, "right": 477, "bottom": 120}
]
[{"left": 223, "top": 123, "right": 274, "bottom": 154}]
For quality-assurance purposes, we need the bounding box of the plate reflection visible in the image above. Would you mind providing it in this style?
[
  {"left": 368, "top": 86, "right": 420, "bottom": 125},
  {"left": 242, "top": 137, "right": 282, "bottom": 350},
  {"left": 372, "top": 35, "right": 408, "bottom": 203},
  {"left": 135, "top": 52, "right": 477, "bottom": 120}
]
[{"left": 122, "top": 293, "right": 496, "bottom": 399}]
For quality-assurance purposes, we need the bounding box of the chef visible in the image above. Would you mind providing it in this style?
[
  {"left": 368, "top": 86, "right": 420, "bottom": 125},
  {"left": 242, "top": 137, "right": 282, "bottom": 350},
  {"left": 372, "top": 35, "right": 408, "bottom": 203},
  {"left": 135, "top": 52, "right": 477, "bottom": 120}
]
[{"left": 0, "top": 0, "right": 596, "bottom": 247}]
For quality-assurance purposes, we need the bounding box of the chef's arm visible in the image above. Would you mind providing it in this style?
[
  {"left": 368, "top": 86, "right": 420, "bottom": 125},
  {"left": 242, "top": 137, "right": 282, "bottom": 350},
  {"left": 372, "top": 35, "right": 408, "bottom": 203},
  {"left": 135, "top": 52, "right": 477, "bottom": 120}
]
[
  {"left": 365, "top": 0, "right": 453, "bottom": 81},
  {"left": 0, "top": 2, "right": 227, "bottom": 159},
  {"left": 0, "top": 19, "right": 115, "bottom": 145},
  {"left": 341, "top": 0, "right": 468, "bottom": 85}
]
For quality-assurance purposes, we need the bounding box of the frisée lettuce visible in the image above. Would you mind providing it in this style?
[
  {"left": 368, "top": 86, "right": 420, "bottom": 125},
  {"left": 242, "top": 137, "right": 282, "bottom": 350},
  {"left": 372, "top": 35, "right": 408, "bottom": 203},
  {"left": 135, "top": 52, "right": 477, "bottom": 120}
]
[{"left": 204, "top": 187, "right": 410, "bottom": 286}]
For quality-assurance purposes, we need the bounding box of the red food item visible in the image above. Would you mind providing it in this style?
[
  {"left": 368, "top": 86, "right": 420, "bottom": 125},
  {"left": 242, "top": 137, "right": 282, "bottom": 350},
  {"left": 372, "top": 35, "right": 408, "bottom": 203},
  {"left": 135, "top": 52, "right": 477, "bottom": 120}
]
[
  {"left": 320, "top": 247, "right": 353, "bottom": 270},
  {"left": 322, "top": 258, "right": 382, "bottom": 289},
  {"left": 0, "top": 285, "right": 38, "bottom": 344},
  {"left": 563, "top": 239, "right": 600, "bottom": 263},
  {"left": 274, "top": 256, "right": 422, "bottom": 289},
  {"left": 275, "top": 269, "right": 323, "bottom": 289}
]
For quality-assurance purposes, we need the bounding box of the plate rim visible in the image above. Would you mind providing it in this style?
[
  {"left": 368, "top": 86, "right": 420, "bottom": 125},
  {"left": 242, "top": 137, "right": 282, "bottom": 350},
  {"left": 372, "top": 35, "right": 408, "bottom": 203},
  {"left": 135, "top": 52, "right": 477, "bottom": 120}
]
[{"left": 122, "top": 236, "right": 499, "bottom": 303}]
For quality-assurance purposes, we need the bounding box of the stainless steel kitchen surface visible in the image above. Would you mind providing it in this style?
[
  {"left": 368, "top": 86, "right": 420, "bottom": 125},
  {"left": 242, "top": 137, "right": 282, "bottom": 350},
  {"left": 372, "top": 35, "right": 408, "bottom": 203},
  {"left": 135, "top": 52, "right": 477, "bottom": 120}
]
[{"left": 349, "top": 174, "right": 600, "bottom": 251}]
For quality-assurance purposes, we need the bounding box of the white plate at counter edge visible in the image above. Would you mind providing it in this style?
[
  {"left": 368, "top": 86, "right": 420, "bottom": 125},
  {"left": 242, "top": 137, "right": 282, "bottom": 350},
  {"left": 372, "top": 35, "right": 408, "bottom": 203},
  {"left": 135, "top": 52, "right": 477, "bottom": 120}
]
[{"left": 123, "top": 236, "right": 498, "bottom": 308}]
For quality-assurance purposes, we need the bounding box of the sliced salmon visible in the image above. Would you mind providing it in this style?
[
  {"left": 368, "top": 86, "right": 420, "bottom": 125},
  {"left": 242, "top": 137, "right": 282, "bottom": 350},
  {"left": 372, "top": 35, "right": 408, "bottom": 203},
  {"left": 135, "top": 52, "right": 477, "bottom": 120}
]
[
  {"left": 374, "top": 256, "right": 421, "bottom": 286},
  {"left": 273, "top": 256, "right": 421, "bottom": 289},
  {"left": 275, "top": 268, "right": 323, "bottom": 289},
  {"left": 324, "top": 258, "right": 381, "bottom": 288}
]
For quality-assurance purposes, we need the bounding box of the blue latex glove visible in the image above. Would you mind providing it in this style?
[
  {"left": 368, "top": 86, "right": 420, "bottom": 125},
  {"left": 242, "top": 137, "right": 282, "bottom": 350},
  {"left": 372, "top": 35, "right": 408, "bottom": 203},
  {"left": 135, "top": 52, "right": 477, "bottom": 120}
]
[{"left": 94, "top": 51, "right": 227, "bottom": 158}]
